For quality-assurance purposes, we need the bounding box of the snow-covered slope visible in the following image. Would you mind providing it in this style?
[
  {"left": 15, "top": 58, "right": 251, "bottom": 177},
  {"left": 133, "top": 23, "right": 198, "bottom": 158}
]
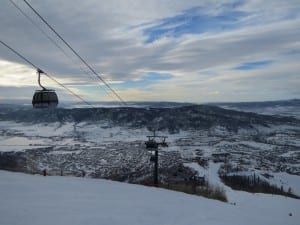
[{"left": 0, "top": 170, "right": 299, "bottom": 225}]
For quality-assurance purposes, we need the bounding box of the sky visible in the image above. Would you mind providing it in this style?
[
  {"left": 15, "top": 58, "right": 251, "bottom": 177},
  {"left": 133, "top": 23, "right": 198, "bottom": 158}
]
[{"left": 0, "top": 0, "right": 299, "bottom": 104}]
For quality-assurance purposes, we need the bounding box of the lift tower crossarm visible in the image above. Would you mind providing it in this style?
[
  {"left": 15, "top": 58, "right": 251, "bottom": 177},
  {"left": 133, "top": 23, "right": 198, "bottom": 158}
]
[{"left": 145, "top": 131, "right": 168, "bottom": 186}]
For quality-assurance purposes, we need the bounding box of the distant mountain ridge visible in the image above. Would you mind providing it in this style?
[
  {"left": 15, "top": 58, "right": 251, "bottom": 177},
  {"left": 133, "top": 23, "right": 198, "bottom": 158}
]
[
  {"left": 211, "top": 99, "right": 300, "bottom": 108},
  {"left": 211, "top": 99, "right": 300, "bottom": 119},
  {"left": 1, "top": 98, "right": 298, "bottom": 108},
  {"left": 0, "top": 104, "right": 298, "bottom": 133}
]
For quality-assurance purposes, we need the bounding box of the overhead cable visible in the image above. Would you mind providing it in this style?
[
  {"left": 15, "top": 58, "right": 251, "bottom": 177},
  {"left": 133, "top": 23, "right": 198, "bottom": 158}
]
[
  {"left": 23, "top": 0, "right": 126, "bottom": 105},
  {"left": 9, "top": 0, "right": 113, "bottom": 99},
  {"left": 0, "top": 39, "right": 95, "bottom": 108}
]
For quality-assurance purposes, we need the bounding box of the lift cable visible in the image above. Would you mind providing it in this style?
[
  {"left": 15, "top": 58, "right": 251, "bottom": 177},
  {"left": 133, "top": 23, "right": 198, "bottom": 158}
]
[
  {"left": 9, "top": 0, "right": 72, "bottom": 68},
  {"left": 22, "top": 0, "right": 126, "bottom": 105},
  {"left": 8, "top": 0, "right": 113, "bottom": 100},
  {"left": 0, "top": 39, "right": 95, "bottom": 108}
]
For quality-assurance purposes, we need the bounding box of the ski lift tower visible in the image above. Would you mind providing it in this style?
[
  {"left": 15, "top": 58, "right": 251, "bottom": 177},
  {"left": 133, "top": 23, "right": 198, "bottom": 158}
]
[{"left": 145, "top": 131, "right": 168, "bottom": 186}]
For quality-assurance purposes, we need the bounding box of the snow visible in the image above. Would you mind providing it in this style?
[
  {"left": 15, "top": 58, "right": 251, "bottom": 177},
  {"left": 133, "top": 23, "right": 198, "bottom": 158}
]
[
  {"left": 75, "top": 122, "right": 153, "bottom": 143},
  {"left": 210, "top": 125, "right": 229, "bottom": 136},
  {"left": 184, "top": 162, "right": 300, "bottom": 211},
  {"left": 0, "top": 136, "right": 46, "bottom": 152},
  {"left": 184, "top": 162, "right": 226, "bottom": 188},
  {"left": 280, "top": 151, "right": 299, "bottom": 157},
  {"left": 207, "top": 162, "right": 221, "bottom": 181},
  {"left": 220, "top": 105, "right": 300, "bottom": 119},
  {"left": 239, "top": 141, "right": 275, "bottom": 150},
  {"left": 0, "top": 121, "right": 79, "bottom": 152},
  {"left": 0, "top": 120, "right": 194, "bottom": 154},
  {"left": 267, "top": 172, "right": 300, "bottom": 196},
  {"left": 0, "top": 170, "right": 299, "bottom": 225},
  {"left": 48, "top": 150, "right": 82, "bottom": 155},
  {"left": 0, "top": 121, "right": 70, "bottom": 137},
  {"left": 184, "top": 162, "right": 206, "bottom": 176}
]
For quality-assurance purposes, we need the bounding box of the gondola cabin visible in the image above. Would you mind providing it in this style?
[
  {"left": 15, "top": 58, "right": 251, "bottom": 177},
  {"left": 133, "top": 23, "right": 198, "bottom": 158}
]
[
  {"left": 32, "top": 68, "right": 58, "bottom": 108},
  {"left": 32, "top": 89, "right": 58, "bottom": 108}
]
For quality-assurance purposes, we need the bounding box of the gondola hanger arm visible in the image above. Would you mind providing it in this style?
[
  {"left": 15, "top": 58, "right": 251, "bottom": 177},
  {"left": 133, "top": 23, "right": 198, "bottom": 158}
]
[{"left": 37, "top": 68, "right": 46, "bottom": 90}]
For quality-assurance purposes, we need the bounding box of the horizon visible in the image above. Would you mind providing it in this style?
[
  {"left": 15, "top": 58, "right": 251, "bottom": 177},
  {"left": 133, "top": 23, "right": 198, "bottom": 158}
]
[
  {"left": 0, "top": 0, "right": 299, "bottom": 104},
  {"left": 0, "top": 98, "right": 298, "bottom": 107}
]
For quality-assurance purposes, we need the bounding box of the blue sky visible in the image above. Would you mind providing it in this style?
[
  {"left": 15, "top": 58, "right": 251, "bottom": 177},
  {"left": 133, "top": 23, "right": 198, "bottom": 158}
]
[
  {"left": 233, "top": 60, "right": 273, "bottom": 70},
  {"left": 143, "top": 5, "right": 246, "bottom": 43},
  {"left": 0, "top": 0, "right": 299, "bottom": 104}
]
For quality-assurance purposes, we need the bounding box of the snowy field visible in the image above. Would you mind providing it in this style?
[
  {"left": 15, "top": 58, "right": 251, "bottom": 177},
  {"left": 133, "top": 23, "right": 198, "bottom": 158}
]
[
  {"left": 0, "top": 170, "right": 299, "bottom": 225},
  {"left": 1, "top": 121, "right": 299, "bottom": 151}
]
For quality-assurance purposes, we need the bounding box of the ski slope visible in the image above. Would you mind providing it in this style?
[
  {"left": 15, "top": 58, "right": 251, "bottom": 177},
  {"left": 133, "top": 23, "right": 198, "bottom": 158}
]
[{"left": 0, "top": 170, "right": 299, "bottom": 225}]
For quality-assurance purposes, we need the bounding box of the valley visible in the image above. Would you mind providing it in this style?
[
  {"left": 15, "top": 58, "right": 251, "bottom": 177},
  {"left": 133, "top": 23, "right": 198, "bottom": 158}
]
[{"left": 0, "top": 103, "right": 299, "bottom": 197}]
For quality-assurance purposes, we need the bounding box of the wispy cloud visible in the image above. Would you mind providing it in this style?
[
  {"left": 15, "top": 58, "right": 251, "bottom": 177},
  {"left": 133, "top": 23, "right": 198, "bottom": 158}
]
[{"left": 112, "top": 72, "right": 173, "bottom": 90}]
